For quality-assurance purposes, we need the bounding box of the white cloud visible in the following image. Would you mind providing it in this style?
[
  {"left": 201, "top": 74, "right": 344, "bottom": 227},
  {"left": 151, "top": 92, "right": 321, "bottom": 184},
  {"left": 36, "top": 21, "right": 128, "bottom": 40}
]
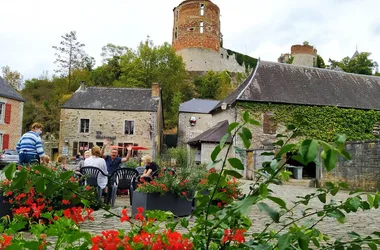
[{"left": 0, "top": 0, "right": 379, "bottom": 79}]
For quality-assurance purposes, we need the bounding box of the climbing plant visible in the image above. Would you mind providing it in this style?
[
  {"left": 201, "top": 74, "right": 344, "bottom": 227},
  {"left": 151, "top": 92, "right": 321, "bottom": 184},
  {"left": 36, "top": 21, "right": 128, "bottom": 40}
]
[
  {"left": 239, "top": 102, "right": 380, "bottom": 142},
  {"left": 226, "top": 49, "right": 258, "bottom": 72}
]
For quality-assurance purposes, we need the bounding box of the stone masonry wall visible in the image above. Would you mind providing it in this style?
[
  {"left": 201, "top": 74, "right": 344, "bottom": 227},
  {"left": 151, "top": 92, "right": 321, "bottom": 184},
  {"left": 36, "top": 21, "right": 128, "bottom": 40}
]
[
  {"left": 178, "top": 112, "right": 213, "bottom": 145},
  {"left": 173, "top": 0, "right": 220, "bottom": 52},
  {"left": 59, "top": 109, "right": 157, "bottom": 158},
  {"left": 323, "top": 140, "right": 380, "bottom": 191},
  {"left": 177, "top": 48, "right": 246, "bottom": 72},
  {"left": 0, "top": 97, "right": 23, "bottom": 150}
]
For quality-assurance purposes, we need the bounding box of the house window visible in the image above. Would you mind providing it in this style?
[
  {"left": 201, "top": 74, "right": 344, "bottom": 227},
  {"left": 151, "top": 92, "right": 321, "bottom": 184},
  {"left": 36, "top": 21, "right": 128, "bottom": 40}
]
[
  {"left": 96, "top": 142, "right": 104, "bottom": 148},
  {"left": 117, "top": 143, "right": 138, "bottom": 157},
  {"left": 125, "top": 120, "right": 134, "bottom": 135},
  {"left": 78, "top": 141, "right": 93, "bottom": 156},
  {"left": 0, "top": 133, "right": 3, "bottom": 150},
  {"left": 200, "top": 4, "right": 205, "bottom": 16},
  {"left": 80, "top": 119, "right": 90, "bottom": 133},
  {"left": 263, "top": 112, "right": 277, "bottom": 134},
  {"left": 0, "top": 102, "right": 4, "bottom": 123},
  {"left": 221, "top": 53, "right": 224, "bottom": 58},
  {"left": 200, "top": 21, "right": 204, "bottom": 33}
]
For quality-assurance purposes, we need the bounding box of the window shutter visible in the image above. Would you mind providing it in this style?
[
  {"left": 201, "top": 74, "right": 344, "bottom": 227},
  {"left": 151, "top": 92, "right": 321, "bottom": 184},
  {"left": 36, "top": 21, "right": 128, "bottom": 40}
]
[
  {"left": 3, "top": 134, "right": 9, "bottom": 150},
  {"left": 4, "top": 104, "right": 11, "bottom": 124}
]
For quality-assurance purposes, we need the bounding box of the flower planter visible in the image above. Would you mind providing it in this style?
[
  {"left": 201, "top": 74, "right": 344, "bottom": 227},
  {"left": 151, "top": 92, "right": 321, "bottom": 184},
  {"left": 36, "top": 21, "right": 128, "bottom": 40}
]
[
  {"left": 132, "top": 191, "right": 192, "bottom": 217},
  {"left": 0, "top": 190, "right": 12, "bottom": 219}
]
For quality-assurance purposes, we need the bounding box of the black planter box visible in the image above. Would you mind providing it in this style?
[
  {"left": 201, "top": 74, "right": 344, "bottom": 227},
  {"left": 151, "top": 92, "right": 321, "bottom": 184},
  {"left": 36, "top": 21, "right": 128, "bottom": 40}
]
[
  {"left": 132, "top": 191, "right": 192, "bottom": 217},
  {"left": 0, "top": 192, "right": 12, "bottom": 219}
]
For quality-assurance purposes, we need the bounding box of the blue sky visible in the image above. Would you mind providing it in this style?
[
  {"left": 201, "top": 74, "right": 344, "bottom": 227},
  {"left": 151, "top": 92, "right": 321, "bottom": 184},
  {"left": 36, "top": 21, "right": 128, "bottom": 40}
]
[{"left": 1, "top": 0, "right": 379, "bottom": 80}]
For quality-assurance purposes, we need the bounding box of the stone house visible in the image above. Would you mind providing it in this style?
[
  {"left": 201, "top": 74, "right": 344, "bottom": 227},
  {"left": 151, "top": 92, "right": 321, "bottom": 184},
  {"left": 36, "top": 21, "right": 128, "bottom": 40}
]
[
  {"left": 59, "top": 83, "right": 163, "bottom": 159},
  {"left": 178, "top": 98, "right": 219, "bottom": 145},
  {"left": 0, "top": 77, "right": 25, "bottom": 151},
  {"left": 179, "top": 59, "right": 380, "bottom": 182}
]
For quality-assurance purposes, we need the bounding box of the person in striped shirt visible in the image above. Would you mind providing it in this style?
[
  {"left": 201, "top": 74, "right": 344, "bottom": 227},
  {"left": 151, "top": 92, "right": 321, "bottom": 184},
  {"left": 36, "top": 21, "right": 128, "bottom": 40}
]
[{"left": 16, "top": 122, "right": 47, "bottom": 165}]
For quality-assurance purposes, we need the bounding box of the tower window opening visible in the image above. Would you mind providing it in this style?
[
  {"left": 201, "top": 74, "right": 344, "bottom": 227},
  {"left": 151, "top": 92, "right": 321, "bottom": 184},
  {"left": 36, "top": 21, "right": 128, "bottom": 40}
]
[
  {"left": 189, "top": 27, "right": 195, "bottom": 31},
  {"left": 221, "top": 53, "right": 224, "bottom": 58},
  {"left": 200, "top": 21, "right": 204, "bottom": 33},
  {"left": 176, "top": 10, "right": 179, "bottom": 21},
  {"left": 175, "top": 27, "right": 178, "bottom": 39},
  {"left": 200, "top": 4, "right": 205, "bottom": 16}
]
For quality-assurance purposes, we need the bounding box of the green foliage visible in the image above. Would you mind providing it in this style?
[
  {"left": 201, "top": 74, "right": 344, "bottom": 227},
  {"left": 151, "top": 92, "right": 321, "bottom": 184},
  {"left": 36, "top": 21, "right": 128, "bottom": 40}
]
[
  {"left": 193, "top": 70, "right": 238, "bottom": 100},
  {"left": 286, "top": 56, "right": 294, "bottom": 64},
  {"left": 239, "top": 102, "right": 380, "bottom": 141},
  {"left": 329, "top": 52, "right": 376, "bottom": 75},
  {"left": 316, "top": 54, "right": 326, "bottom": 68},
  {"left": 226, "top": 49, "right": 258, "bottom": 72},
  {"left": 52, "top": 31, "right": 92, "bottom": 91},
  {"left": 1, "top": 113, "right": 380, "bottom": 250}
]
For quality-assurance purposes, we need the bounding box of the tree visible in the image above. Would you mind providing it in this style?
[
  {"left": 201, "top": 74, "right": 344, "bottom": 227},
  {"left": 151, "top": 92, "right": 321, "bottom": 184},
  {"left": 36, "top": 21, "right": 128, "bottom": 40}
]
[
  {"left": 194, "top": 71, "right": 222, "bottom": 99},
  {"left": 52, "top": 31, "right": 89, "bottom": 91},
  {"left": 316, "top": 55, "right": 326, "bottom": 68},
  {"left": 1, "top": 65, "right": 23, "bottom": 90},
  {"left": 106, "top": 38, "right": 191, "bottom": 128},
  {"left": 329, "top": 52, "right": 376, "bottom": 75},
  {"left": 101, "top": 43, "right": 130, "bottom": 63}
]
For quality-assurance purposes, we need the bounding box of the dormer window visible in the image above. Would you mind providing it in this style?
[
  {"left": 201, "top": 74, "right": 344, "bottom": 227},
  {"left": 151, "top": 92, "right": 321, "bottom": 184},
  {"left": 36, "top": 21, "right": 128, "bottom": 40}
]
[{"left": 200, "top": 4, "right": 205, "bottom": 16}]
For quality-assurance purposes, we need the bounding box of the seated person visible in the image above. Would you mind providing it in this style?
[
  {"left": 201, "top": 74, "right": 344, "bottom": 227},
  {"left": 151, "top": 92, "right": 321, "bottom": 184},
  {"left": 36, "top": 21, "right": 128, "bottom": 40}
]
[
  {"left": 140, "top": 155, "right": 159, "bottom": 182},
  {"left": 84, "top": 146, "right": 108, "bottom": 191},
  {"left": 57, "top": 155, "right": 68, "bottom": 171}
]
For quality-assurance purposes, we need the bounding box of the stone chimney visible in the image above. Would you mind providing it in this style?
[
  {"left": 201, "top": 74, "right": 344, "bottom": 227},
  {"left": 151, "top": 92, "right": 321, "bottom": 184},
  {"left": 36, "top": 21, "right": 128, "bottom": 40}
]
[
  {"left": 152, "top": 83, "right": 160, "bottom": 98},
  {"left": 80, "top": 81, "right": 86, "bottom": 91}
]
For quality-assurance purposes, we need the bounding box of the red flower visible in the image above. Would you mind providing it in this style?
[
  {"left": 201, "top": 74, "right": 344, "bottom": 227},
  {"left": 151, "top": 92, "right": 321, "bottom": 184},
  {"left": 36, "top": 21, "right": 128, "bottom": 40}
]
[
  {"left": 14, "top": 206, "right": 31, "bottom": 218},
  {"left": 86, "top": 186, "right": 91, "bottom": 191},
  {"left": 5, "top": 191, "right": 12, "bottom": 196},
  {"left": 0, "top": 234, "right": 12, "bottom": 249},
  {"left": 182, "top": 191, "right": 187, "bottom": 196},
  {"left": 62, "top": 199, "right": 71, "bottom": 205},
  {"left": 222, "top": 228, "right": 246, "bottom": 244},
  {"left": 85, "top": 208, "right": 95, "bottom": 221},
  {"left": 120, "top": 209, "right": 130, "bottom": 222}
]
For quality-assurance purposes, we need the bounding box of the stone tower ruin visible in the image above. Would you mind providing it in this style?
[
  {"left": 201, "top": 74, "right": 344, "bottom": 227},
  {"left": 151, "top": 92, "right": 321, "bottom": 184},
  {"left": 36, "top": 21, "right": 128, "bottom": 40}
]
[{"left": 172, "top": 0, "right": 256, "bottom": 73}]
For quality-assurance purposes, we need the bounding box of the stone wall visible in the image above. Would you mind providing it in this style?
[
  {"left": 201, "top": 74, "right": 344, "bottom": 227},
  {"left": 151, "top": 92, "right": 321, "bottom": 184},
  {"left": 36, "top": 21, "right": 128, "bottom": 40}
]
[
  {"left": 201, "top": 142, "right": 234, "bottom": 170},
  {"left": 323, "top": 140, "right": 380, "bottom": 191},
  {"left": 59, "top": 109, "right": 159, "bottom": 159},
  {"left": 178, "top": 112, "right": 213, "bottom": 145},
  {"left": 291, "top": 44, "right": 317, "bottom": 67},
  {"left": 173, "top": 0, "right": 220, "bottom": 52},
  {"left": 0, "top": 97, "right": 23, "bottom": 150},
  {"left": 177, "top": 48, "right": 246, "bottom": 72}
]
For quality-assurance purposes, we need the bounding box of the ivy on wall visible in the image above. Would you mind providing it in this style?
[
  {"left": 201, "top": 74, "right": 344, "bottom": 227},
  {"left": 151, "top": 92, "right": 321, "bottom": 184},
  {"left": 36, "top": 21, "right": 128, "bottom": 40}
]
[
  {"left": 238, "top": 102, "right": 380, "bottom": 142},
  {"left": 226, "top": 49, "right": 258, "bottom": 72}
]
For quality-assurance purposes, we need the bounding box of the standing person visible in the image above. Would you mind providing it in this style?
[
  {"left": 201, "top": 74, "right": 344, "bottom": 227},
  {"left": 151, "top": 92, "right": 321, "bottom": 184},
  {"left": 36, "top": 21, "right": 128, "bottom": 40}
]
[
  {"left": 84, "top": 146, "right": 108, "bottom": 190},
  {"left": 16, "top": 122, "right": 47, "bottom": 165},
  {"left": 100, "top": 142, "right": 133, "bottom": 174}
]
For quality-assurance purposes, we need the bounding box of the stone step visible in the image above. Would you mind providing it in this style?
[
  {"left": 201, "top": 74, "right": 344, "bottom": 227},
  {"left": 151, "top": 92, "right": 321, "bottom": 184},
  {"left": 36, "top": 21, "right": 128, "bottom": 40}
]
[{"left": 284, "top": 178, "right": 316, "bottom": 188}]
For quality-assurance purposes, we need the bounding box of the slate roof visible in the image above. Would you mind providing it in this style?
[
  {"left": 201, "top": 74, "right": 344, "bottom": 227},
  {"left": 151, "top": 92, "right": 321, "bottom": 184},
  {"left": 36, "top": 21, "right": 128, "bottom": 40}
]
[
  {"left": 179, "top": 98, "right": 219, "bottom": 113},
  {"left": 188, "top": 120, "right": 232, "bottom": 144},
  {"left": 212, "top": 60, "right": 380, "bottom": 112},
  {"left": 0, "top": 77, "right": 25, "bottom": 102},
  {"left": 62, "top": 87, "right": 159, "bottom": 111}
]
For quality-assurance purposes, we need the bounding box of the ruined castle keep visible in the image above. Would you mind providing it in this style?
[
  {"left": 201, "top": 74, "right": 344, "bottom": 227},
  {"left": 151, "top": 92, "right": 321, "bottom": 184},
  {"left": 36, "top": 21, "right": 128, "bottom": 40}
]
[{"left": 172, "top": 0, "right": 257, "bottom": 73}]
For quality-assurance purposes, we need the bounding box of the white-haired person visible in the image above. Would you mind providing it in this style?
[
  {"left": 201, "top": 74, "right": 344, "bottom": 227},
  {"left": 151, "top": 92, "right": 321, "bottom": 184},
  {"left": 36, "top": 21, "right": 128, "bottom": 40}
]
[{"left": 140, "top": 155, "right": 159, "bottom": 182}]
